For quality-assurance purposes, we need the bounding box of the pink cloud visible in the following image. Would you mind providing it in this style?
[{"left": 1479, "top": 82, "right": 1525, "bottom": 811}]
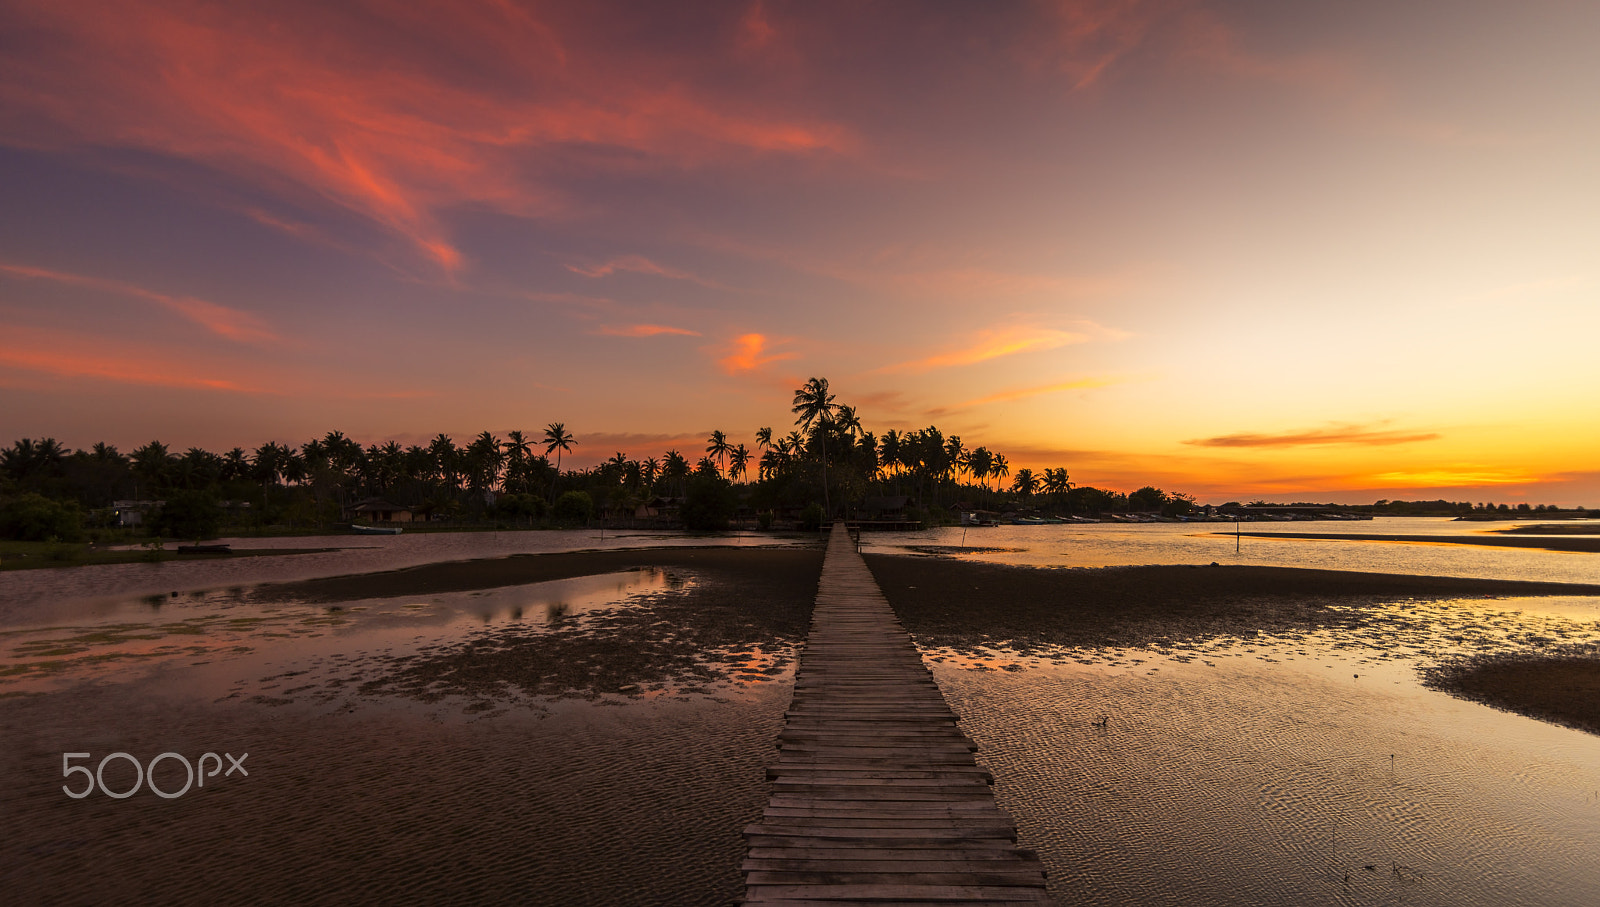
[
  {"left": 594, "top": 323, "right": 702, "bottom": 337},
  {"left": 0, "top": 2, "right": 858, "bottom": 270},
  {"left": 0, "top": 262, "right": 279, "bottom": 344}
]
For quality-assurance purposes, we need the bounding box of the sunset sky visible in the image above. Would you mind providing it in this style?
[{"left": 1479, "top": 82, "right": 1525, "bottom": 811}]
[{"left": 2, "top": 1, "right": 1597, "bottom": 505}]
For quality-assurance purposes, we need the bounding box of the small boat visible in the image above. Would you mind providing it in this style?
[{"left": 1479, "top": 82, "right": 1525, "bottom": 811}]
[
  {"left": 349, "top": 524, "right": 403, "bottom": 535},
  {"left": 176, "top": 543, "right": 231, "bottom": 554}
]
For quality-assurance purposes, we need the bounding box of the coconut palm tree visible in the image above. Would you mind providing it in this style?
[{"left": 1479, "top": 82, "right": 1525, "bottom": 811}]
[
  {"left": 642, "top": 457, "right": 661, "bottom": 492},
  {"left": 991, "top": 453, "right": 1009, "bottom": 504},
  {"left": 543, "top": 422, "right": 573, "bottom": 497},
  {"left": 729, "top": 443, "right": 751, "bottom": 482},
  {"left": 1042, "top": 468, "right": 1074, "bottom": 508},
  {"left": 662, "top": 449, "right": 689, "bottom": 497},
  {"left": 834, "top": 404, "right": 862, "bottom": 440},
  {"left": 706, "top": 429, "right": 731, "bottom": 476},
  {"left": 792, "top": 377, "right": 838, "bottom": 515},
  {"left": 1011, "top": 468, "right": 1039, "bottom": 498},
  {"left": 965, "top": 446, "right": 993, "bottom": 502},
  {"left": 755, "top": 426, "right": 773, "bottom": 451},
  {"left": 131, "top": 441, "right": 172, "bottom": 497}
]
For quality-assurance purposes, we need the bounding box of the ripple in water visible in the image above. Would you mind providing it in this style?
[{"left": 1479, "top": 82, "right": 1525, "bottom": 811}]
[{"left": 933, "top": 600, "right": 1600, "bottom": 906}]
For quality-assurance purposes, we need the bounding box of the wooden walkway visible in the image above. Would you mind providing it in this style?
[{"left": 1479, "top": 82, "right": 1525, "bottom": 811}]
[{"left": 742, "top": 524, "right": 1051, "bottom": 905}]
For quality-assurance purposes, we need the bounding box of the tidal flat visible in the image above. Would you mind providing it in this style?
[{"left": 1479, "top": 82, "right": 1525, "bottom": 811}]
[{"left": 5, "top": 543, "right": 1600, "bottom": 905}]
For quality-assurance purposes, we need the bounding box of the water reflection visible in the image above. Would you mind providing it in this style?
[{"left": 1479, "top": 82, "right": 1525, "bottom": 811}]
[
  {"left": 865, "top": 517, "right": 1600, "bottom": 585},
  {"left": 0, "top": 568, "right": 678, "bottom": 696},
  {"left": 926, "top": 595, "right": 1600, "bottom": 907}
]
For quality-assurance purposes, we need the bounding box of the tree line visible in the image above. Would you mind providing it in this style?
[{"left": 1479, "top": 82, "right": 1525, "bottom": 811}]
[{"left": 2, "top": 377, "right": 1193, "bottom": 540}]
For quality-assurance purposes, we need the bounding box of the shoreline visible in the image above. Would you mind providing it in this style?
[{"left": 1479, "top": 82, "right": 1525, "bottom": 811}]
[{"left": 1219, "top": 530, "right": 1600, "bottom": 553}]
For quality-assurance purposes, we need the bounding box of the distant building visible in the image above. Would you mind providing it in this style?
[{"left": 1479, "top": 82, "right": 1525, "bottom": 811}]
[
  {"left": 110, "top": 500, "right": 162, "bottom": 528},
  {"left": 349, "top": 499, "right": 414, "bottom": 523}
]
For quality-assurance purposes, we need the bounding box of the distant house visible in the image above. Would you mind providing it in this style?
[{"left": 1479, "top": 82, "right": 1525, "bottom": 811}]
[
  {"left": 637, "top": 496, "right": 683, "bottom": 522},
  {"left": 350, "top": 499, "right": 414, "bottom": 523},
  {"left": 862, "top": 495, "right": 909, "bottom": 518},
  {"left": 111, "top": 500, "right": 162, "bottom": 528}
]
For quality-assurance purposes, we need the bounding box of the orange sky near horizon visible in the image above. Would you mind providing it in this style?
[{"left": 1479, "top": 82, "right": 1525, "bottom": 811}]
[{"left": 2, "top": 1, "right": 1597, "bottom": 506}]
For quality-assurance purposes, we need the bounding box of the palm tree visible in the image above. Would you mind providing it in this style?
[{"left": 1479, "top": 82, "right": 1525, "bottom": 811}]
[
  {"left": 729, "top": 443, "right": 751, "bottom": 482},
  {"left": 1011, "top": 468, "right": 1039, "bottom": 499},
  {"left": 131, "top": 441, "right": 172, "bottom": 497},
  {"left": 428, "top": 435, "right": 459, "bottom": 494},
  {"left": 642, "top": 457, "right": 661, "bottom": 493},
  {"left": 755, "top": 426, "right": 773, "bottom": 451},
  {"left": 792, "top": 377, "right": 838, "bottom": 516},
  {"left": 543, "top": 422, "right": 574, "bottom": 497},
  {"left": 1042, "top": 468, "right": 1074, "bottom": 508},
  {"left": 834, "top": 404, "right": 862, "bottom": 439},
  {"left": 990, "top": 453, "right": 1009, "bottom": 504},
  {"left": 662, "top": 449, "right": 689, "bottom": 497},
  {"left": 965, "top": 446, "right": 993, "bottom": 502},
  {"left": 706, "top": 429, "right": 731, "bottom": 476}
]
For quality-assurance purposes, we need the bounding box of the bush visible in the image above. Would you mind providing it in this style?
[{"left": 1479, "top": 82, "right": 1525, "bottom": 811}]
[
  {"left": 681, "top": 475, "right": 737, "bottom": 531},
  {"left": 552, "top": 491, "right": 593, "bottom": 525},
  {"left": 151, "top": 490, "right": 223, "bottom": 540},
  {"left": 0, "top": 493, "right": 85, "bottom": 542},
  {"left": 798, "top": 502, "right": 824, "bottom": 532},
  {"left": 496, "top": 493, "right": 546, "bottom": 522}
]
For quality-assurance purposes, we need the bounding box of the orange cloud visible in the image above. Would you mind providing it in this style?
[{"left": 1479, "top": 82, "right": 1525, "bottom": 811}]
[
  {"left": 717, "top": 333, "right": 797, "bottom": 375},
  {"left": 1186, "top": 424, "right": 1442, "bottom": 449},
  {"left": 0, "top": 332, "right": 261, "bottom": 393},
  {"left": 0, "top": 3, "right": 857, "bottom": 270},
  {"left": 0, "top": 323, "right": 436, "bottom": 401},
  {"left": 595, "top": 323, "right": 701, "bottom": 338},
  {"left": 877, "top": 327, "right": 1089, "bottom": 374},
  {"left": 0, "top": 262, "right": 279, "bottom": 344}
]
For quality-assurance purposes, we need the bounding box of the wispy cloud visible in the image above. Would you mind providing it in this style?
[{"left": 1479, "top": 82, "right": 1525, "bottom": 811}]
[
  {"left": 594, "top": 323, "right": 701, "bottom": 338},
  {"left": 0, "top": 323, "right": 434, "bottom": 400},
  {"left": 0, "top": 262, "right": 279, "bottom": 344},
  {"left": 567, "top": 255, "right": 727, "bottom": 289},
  {"left": 0, "top": 3, "right": 858, "bottom": 270},
  {"left": 717, "top": 332, "right": 797, "bottom": 375},
  {"left": 1185, "top": 423, "right": 1441, "bottom": 449},
  {"left": 927, "top": 376, "right": 1118, "bottom": 416},
  {"left": 0, "top": 326, "right": 264, "bottom": 393},
  {"left": 876, "top": 327, "right": 1090, "bottom": 374}
]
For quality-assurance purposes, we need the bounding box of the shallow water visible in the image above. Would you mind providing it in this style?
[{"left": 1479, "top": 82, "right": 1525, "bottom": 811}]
[
  {"left": 0, "top": 548, "right": 819, "bottom": 905},
  {"left": 863, "top": 516, "right": 1600, "bottom": 585},
  {"left": 0, "top": 568, "right": 686, "bottom": 697},
  {"left": 912, "top": 590, "right": 1600, "bottom": 906},
  {"left": 0, "top": 527, "right": 806, "bottom": 618},
  {"left": 855, "top": 518, "right": 1600, "bottom": 904}
]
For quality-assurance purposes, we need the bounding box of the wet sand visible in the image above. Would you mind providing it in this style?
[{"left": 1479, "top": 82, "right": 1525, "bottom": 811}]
[
  {"left": 1423, "top": 652, "right": 1600, "bottom": 735},
  {"left": 865, "top": 555, "right": 1600, "bottom": 735},
  {"left": 863, "top": 555, "right": 1600, "bottom": 650},
  {"left": 1, "top": 546, "right": 823, "bottom": 906}
]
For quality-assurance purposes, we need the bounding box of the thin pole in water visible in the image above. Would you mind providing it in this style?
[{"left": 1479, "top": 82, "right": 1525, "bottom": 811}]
[{"left": 1235, "top": 516, "right": 1241, "bottom": 554}]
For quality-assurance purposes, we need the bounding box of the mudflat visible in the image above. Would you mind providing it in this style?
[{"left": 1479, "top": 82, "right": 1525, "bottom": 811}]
[{"left": 2, "top": 545, "right": 823, "bottom": 906}]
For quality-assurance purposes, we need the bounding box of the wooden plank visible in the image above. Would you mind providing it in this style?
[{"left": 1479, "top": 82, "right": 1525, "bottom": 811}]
[{"left": 743, "top": 523, "right": 1049, "bottom": 905}]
